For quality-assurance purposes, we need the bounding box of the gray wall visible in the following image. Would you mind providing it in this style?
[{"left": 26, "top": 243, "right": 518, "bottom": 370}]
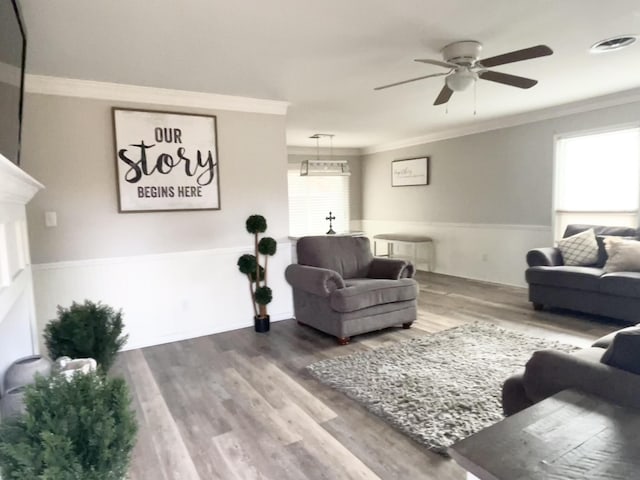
[
  {"left": 288, "top": 153, "right": 363, "bottom": 221},
  {"left": 363, "top": 100, "right": 640, "bottom": 226},
  {"left": 21, "top": 93, "right": 289, "bottom": 264}
]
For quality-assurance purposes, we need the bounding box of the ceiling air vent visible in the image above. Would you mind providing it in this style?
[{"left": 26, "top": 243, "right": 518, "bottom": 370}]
[{"left": 590, "top": 35, "right": 637, "bottom": 53}]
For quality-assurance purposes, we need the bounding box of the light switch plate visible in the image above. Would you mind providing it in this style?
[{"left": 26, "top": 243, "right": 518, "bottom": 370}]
[{"left": 45, "top": 211, "right": 57, "bottom": 227}]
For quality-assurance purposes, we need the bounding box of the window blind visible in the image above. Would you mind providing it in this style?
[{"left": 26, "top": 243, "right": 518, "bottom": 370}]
[
  {"left": 287, "top": 165, "right": 350, "bottom": 236},
  {"left": 554, "top": 127, "right": 640, "bottom": 238}
]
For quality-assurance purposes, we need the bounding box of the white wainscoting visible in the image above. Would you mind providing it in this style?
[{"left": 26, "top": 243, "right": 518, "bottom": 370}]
[
  {"left": 354, "top": 220, "right": 552, "bottom": 287},
  {"left": 32, "top": 242, "right": 294, "bottom": 351}
]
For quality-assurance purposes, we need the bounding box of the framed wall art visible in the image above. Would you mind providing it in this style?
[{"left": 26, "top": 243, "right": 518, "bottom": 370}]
[
  {"left": 391, "top": 157, "right": 429, "bottom": 187},
  {"left": 112, "top": 108, "right": 220, "bottom": 212}
]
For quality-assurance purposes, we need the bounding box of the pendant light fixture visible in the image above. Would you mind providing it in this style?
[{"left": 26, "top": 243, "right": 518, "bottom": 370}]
[{"left": 300, "top": 134, "right": 351, "bottom": 176}]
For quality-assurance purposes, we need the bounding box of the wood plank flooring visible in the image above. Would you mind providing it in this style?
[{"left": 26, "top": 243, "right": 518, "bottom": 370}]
[{"left": 113, "top": 272, "right": 624, "bottom": 480}]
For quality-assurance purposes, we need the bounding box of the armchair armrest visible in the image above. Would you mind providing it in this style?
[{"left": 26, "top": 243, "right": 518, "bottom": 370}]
[
  {"left": 368, "top": 257, "right": 415, "bottom": 279},
  {"left": 523, "top": 349, "right": 640, "bottom": 410},
  {"left": 285, "top": 264, "right": 346, "bottom": 297},
  {"left": 526, "top": 247, "right": 563, "bottom": 267}
]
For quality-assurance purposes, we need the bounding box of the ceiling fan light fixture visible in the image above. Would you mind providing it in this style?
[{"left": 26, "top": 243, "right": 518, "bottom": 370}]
[
  {"left": 590, "top": 35, "right": 637, "bottom": 53},
  {"left": 446, "top": 69, "right": 476, "bottom": 91}
]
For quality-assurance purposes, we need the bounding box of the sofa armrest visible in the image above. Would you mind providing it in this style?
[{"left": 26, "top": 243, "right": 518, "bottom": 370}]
[
  {"left": 523, "top": 349, "right": 640, "bottom": 410},
  {"left": 368, "top": 257, "right": 415, "bottom": 279},
  {"left": 285, "top": 264, "right": 346, "bottom": 297},
  {"left": 526, "top": 247, "right": 563, "bottom": 267}
]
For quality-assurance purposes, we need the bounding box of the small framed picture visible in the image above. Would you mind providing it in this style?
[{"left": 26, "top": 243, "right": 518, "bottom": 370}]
[{"left": 391, "top": 157, "right": 429, "bottom": 187}]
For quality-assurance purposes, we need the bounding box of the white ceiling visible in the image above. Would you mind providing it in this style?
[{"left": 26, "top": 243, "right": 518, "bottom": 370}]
[{"left": 19, "top": 0, "right": 640, "bottom": 149}]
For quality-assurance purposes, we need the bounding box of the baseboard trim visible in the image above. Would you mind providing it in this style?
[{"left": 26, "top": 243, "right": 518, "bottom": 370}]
[{"left": 123, "top": 313, "right": 293, "bottom": 351}]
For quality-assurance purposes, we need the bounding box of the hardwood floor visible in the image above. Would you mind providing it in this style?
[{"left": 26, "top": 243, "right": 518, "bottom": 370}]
[{"left": 113, "top": 272, "right": 623, "bottom": 480}]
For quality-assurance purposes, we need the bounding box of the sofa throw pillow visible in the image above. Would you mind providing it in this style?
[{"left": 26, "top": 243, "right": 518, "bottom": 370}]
[
  {"left": 557, "top": 228, "right": 599, "bottom": 266},
  {"left": 604, "top": 237, "right": 640, "bottom": 272},
  {"left": 601, "top": 329, "right": 640, "bottom": 375}
]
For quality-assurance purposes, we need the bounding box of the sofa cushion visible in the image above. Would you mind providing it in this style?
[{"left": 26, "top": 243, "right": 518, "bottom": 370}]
[
  {"left": 604, "top": 237, "right": 640, "bottom": 273},
  {"left": 330, "top": 278, "right": 418, "bottom": 313},
  {"left": 592, "top": 324, "right": 640, "bottom": 348},
  {"left": 601, "top": 329, "right": 640, "bottom": 375},
  {"left": 557, "top": 228, "right": 599, "bottom": 266},
  {"left": 563, "top": 224, "right": 638, "bottom": 238},
  {"left": 599, "top": 272, "right": 640, "bottom": 298},
  {"left": 525, "top": 266, "right": 604, "bottom": 291}
]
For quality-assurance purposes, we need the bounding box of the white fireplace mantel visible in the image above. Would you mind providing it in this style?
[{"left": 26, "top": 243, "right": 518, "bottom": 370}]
[
  {"left": 0, "top": 153, "right": 43, "bottom": 391},
  {"left": 0, "top": 154, "right": 43, "bottom": 205}
]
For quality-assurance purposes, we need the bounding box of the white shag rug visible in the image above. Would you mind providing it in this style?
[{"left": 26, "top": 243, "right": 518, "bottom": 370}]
[{"left": 306, "top": 323, "right": 578, "bottom": 455}]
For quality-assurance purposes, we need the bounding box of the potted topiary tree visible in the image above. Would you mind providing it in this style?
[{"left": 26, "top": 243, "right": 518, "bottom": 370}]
[
  {"left": 44, "top": 300, "right": 128, "bottom": 373},
  {"left": 0, "top": 371, "right": 137, "bottom": 479},
  {"left": 237, "top": 214, "right": 277, "bottom": 332}
]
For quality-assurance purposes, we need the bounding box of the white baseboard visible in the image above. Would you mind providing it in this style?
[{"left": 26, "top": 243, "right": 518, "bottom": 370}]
[
  {"left": 32, "top": 244, "right": 294, "bottom": 351},
  {"left": 354, "top": 220, "right": 552, "bottom": 287}
]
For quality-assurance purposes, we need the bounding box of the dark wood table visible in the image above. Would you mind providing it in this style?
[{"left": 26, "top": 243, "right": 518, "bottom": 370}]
[{"left": 449, "top": 389, "right": 640, "bottom": 480}]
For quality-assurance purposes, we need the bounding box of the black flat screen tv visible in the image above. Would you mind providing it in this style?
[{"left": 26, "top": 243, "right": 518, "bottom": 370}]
[{"left": 0, "top": 0, "right": 26, "bottom": 166}]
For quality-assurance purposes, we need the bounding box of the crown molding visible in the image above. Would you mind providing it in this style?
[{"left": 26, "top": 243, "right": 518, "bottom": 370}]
[
  {"left": 364, "top": 87, "right": 640, "bottom": 155},
  {"left": 287, "top": 146, "right": 363, "bottom": 156},
  {"left": 24, "top": 75, "right": 290, "bottom": 115}
]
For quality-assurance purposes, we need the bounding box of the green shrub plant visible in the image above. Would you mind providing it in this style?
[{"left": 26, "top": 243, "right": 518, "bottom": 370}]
[
  {"left": 0, "top": 372, "right": 137, "bottom": 480},
  {"left": 44, "top": 300, "right": 128, "bottom": 372}
]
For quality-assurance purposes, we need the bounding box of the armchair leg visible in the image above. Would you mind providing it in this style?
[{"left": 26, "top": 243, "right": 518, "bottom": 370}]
[
  {"left": 402, "top": 322, "right": 414, "bottom": 329},
  {"left": 337, "top": 337, "right": 351, "bottom": 345}
]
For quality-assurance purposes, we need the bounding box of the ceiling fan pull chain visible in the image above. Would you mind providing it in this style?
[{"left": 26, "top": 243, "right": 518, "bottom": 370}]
[{"left": 473, "top": 80, "right": 477, "bottom": 116}]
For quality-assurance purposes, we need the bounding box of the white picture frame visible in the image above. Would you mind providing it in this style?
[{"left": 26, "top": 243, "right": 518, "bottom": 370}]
[
  {"left": 112, "top": 108, "right": 220, "bottom": 212},
  {"left": 391, "top": 157, "right": 429, "bottom": 187}
]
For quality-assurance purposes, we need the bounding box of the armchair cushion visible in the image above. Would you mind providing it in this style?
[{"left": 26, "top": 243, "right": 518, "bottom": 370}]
[
  {"left": 285, "top": 264, "right": 345, "bottom": 297},
  {"left": 367, "top": 257, "right": 415, "bottom": 279},
  {"left": 296, "top": 236, "right": 372, "bottom": 279},
  {"left": 330, "top": 278, "right": 418, "bottom": 313}
]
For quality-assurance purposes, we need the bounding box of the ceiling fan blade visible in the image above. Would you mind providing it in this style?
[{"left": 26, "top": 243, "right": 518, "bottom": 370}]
[
  {"left": 479, "top": 45, "right": 553, "bottom": 68},
  {"left": 374, "top": 72, "right": 449, "bottom": 91},
  {"left": 479, "top": 70, "right": 538, "bottom": 88},
  {"left": 414, "top": 58, "right": 458, "bottom": 69},
  {"left": 434, "top": 85, "right": 453, "bottom": 105}
]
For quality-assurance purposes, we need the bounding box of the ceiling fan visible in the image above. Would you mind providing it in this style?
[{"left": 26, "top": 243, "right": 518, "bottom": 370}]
[{"left": 374, "top": 41, "right": 553, "bottom": 105}]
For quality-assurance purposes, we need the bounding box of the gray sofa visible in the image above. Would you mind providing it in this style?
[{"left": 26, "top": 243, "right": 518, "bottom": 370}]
[
  {"left": 502, "top": 325, "right": 640, "bottom": 416},
  {"left": 285, "top": 236, "right": 418, "bottom": 344},
  {"left": 526, "top": 224, "right": 640, "bottom": 322}
]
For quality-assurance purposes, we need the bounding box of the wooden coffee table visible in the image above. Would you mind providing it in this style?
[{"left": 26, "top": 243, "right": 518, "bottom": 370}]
[{"left": 449, "top": 389, "right": 640, "bottom": 480}]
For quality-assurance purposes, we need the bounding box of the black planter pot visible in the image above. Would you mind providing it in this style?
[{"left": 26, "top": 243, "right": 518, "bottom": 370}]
[{"left": 254, "top": 315, "right": 270, "bottom": 333}]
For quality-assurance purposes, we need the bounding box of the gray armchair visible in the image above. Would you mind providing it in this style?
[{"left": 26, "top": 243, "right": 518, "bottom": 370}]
[{"left": 285, "top": 236, "right": 419, "bottom": 345}]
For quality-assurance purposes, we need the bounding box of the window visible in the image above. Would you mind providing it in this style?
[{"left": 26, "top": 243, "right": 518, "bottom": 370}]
[
  {"left": 287, "top": 164, "right": 350, "bottom": 236},
  {"left": 554, "top": 127, "right": 640, "bottom": 239}
]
